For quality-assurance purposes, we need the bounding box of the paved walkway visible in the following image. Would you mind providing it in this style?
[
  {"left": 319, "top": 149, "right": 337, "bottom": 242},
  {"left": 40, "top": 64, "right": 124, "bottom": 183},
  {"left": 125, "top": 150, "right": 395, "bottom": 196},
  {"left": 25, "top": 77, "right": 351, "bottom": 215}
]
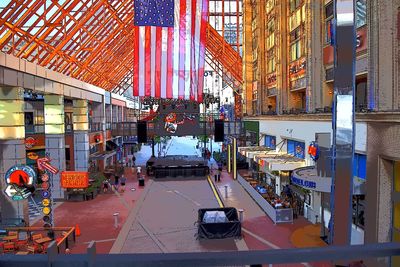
[{"left": 111, "top": 179, "right": 237, "bottom": 254}]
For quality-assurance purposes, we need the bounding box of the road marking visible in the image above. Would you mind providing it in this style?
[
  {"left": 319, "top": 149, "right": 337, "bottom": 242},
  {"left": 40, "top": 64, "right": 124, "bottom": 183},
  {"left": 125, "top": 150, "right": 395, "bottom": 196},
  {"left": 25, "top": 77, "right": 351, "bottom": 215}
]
[
  {"left": 84, "top": 238, "right": 116, "bottom": 244},
  {"left": 207, "top": 176, "right": 224, "bottom": 208},
  {"left": 173, "top": 190, "right": 201, "bottom": 206},
  {"left": 138, "top": 219, "right": 169, "bottom": 253}
]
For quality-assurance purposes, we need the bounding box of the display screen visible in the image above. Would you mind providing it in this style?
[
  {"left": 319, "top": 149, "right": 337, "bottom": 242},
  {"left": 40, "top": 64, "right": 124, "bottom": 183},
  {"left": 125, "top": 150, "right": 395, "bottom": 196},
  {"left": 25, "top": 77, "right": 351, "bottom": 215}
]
[{"left": 147, "top": 100, "right": 202, "bottom": 136}]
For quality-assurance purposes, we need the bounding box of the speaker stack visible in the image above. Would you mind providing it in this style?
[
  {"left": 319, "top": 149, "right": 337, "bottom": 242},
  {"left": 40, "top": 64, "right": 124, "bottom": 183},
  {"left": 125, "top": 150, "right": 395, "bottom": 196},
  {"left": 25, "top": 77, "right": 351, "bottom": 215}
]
[
  {"left": 137, "top": 121, "right": 147, "bottom": 143},
  {"left": 214, "top": 119, "right": 224, "bottom": 142}
]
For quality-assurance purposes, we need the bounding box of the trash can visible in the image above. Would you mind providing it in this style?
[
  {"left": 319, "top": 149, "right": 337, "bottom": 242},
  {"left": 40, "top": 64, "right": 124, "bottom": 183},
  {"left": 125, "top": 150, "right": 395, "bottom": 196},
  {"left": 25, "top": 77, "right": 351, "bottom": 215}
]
[{"left": 138, "top": 178, "right": 145, "bottom": 187}]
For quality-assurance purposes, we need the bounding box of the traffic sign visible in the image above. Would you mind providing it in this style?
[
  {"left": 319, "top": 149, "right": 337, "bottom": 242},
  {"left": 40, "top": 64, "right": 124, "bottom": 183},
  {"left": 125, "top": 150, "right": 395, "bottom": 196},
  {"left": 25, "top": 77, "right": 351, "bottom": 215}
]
[
  {"left": 41, "top": 182, "right": 49, "bottom": 190},
  {"left": 42, "top": 199, "right": 50, "bottom": 207},
  {"left": 42, "top": 191, "right": 50, "bottom": 198},
  {"left": 42, "top": 207, "right": 51, "bottom": 215},
  {"left": 37, "top": 157, "right": 59, "bottom": 174}
]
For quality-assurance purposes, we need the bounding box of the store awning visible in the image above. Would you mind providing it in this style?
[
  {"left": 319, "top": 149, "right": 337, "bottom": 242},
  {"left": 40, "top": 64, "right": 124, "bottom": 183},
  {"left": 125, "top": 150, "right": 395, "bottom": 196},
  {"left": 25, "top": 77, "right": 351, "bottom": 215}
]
[
  {"left": 90, "top": 151, "right": 116, "bottom": 160},
  {"left": 106, "top": 140, "right": 118, "bottom": 151},
  {"left": 257, "top": 153, "right": 305, "bottom": 172},
  {"left": 238, "top": 146, "right": 272, "bottom": 158}
]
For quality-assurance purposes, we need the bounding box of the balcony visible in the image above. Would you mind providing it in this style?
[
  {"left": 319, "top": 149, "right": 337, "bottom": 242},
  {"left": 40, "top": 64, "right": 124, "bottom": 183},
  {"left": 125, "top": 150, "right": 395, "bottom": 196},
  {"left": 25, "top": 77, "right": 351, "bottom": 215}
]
[
  {"left": 25, "top": 124, "right": 44, "bottom": 134},
  {"left": 89, "top": 123, "right": 103, "bottom": 133}
]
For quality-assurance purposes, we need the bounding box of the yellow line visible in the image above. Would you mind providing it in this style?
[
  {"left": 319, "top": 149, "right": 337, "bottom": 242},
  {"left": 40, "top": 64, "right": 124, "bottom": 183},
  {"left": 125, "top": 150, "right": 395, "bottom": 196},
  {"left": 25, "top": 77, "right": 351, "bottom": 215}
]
[{"left": 207, "top": 176, "right": 224, "bottom": 208}]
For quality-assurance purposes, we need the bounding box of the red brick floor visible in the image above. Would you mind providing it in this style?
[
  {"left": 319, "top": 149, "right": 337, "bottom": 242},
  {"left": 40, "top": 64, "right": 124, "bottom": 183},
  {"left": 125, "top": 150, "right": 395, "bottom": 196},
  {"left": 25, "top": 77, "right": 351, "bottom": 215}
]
[{"left": 34, "top": 167, "right": 148, "bottom": 254}]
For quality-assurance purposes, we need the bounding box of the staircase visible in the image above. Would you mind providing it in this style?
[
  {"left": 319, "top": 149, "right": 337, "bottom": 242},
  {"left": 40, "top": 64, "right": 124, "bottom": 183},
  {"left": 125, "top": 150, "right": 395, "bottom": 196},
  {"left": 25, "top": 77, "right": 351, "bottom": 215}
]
[{"left": 205, "top": 23, "right": 243, "bottom": 94}]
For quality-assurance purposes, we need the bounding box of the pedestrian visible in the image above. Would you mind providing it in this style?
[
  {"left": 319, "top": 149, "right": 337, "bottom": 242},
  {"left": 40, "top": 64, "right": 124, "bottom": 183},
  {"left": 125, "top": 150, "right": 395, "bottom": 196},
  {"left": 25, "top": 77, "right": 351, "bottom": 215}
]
[
  {"left": 120, "top": 174, "right": 127, "bottom": 193},
  {"left": 217, "top": 167, "right": 222, "bottom": 182},
  {"left": 136, "top": 166, "right": 142, "bottom": 179},
  {"left": 102, "top": 178, "right": 110, "bottom": 193},
  {"left": 114, "top": 175, "right": 119, "bottom": 190}
]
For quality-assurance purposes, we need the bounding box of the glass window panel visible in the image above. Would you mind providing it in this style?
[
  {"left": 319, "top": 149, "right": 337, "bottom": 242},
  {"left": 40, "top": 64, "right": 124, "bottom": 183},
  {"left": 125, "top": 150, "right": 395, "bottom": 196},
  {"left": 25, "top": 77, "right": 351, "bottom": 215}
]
[
  {"left": 395, "top": 161, "right": 400, "bottom": 192},
  {"left": 356, "top": 0, "right": 367, "bottom": 28},
  {"left": 394, "top": 202, "right": 400, "bottom": 230}
]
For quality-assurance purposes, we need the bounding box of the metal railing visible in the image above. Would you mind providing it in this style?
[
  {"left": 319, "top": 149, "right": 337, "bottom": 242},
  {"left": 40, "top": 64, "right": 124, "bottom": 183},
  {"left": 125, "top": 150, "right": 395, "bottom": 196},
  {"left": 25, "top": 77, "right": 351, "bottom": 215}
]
[
  {"left": 25, "top": 124, "right": 45, "bottom": 134},
  {"left": 2, "top": 241, "right": 399, "bottom": 267}
]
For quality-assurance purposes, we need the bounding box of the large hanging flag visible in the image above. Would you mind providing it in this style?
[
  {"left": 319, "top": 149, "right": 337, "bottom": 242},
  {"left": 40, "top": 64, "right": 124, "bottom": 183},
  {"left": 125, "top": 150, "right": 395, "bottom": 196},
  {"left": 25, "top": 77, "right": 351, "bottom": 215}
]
[{"left": 133, "top": 0, "right": 208, "bottom": 102}]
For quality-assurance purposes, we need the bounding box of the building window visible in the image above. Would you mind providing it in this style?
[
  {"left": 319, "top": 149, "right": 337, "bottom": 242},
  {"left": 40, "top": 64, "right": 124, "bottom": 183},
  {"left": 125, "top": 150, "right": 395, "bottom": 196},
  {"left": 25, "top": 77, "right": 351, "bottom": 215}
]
[
  {"left": 356, "top": 0, "right": 367, "bottom": 28},
  {"left": 264, "top": 135, "right": 276, "bottom": 149},
  {"left": 353, "top": 153, "right": 367, "bottom": 180},
  {"left": 325, "top": 2, "right": 334, "bottom": 44},
  {"left": 287, "top": 139, "right": 305, "bottom": 159},
  {"left": 266, "top": 0, "right": 275, "bottom": 14},
  {"left": 355, "top": 79, "right": 368, "bottom": 111},
  {"left": 289, "top": 0, "right": 302, "bottom": 13},
  {"left": 290, "top": 27, "right": 303, "bottom": 62},
  {"left": 266, "top": 19, "right": 275, "bottom": 50},
  {"left": 267, "top": 57, "right": 276, "bottom": 73}
]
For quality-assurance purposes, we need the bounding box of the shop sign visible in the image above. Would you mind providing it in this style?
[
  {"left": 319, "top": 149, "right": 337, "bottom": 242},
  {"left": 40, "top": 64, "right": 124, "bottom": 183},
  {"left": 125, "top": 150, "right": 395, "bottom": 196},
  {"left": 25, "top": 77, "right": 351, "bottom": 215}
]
[
  {"left": 291, "top": 174, "right": 332, "bottom": 193},
  {"left": 27, "top": 152, "right": 39, "bottom": 160},
  {"left": 61, "top": 172, "right": 89, "bottom": 189},
  {"left": 25, "top": 137, "right": 37, "bottom": 149},
  {"left": 292, "top": 177, "right": 316, "bottom": 189},
  {"left": 4, "top": 165, "right": 36, "bottom": 201}
]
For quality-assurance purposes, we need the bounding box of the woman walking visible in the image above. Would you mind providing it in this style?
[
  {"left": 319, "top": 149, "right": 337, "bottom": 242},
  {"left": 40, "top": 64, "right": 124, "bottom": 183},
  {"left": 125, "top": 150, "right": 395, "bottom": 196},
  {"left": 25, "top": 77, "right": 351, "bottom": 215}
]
[{"left": 120, "top": 174, "right": 127, "bottom": 193}]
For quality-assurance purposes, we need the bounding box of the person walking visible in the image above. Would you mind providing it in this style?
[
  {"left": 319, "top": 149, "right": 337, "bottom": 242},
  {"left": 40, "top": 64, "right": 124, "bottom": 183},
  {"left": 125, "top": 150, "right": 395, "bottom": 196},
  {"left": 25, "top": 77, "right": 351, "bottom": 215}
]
[
  {"left": 120, "top": 174, "right": 127, "bottom": 193},
  {"left": 217, "top": 167, "right": 222, "bottom": 182},
  {"left": 114, "top": 175, "right": 119, "bottom": 191},
  {"left": 136, "top": 166, "right": 142, "bottom": 180}
]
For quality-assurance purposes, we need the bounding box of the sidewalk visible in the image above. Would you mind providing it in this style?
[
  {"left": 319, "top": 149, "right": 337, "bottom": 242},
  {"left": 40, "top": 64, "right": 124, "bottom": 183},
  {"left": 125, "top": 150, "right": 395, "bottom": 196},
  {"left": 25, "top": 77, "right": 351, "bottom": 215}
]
[{"left": 212, "top": 169, "right": 331, "bottom": 267}]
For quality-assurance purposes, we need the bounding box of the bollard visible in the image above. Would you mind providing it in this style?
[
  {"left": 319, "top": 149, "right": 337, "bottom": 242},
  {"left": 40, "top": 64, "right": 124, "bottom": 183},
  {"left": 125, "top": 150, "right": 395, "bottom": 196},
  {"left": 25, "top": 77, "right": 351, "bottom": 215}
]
[
  {"left": 113, "top": 212, "right": 119, "bottom": 228},
  {"left": 238, "top": 209, "right": 244, "bottom": 222},
  {"left": 224, "top": 185, "right": 228, "bottom": 198}
]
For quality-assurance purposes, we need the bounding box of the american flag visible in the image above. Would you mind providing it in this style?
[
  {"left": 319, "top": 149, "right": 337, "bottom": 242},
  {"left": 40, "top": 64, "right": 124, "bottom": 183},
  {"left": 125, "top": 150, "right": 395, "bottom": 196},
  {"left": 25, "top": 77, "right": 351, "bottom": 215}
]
[{"left": 133, "top": 0, "right": 208, "bottom": 102}]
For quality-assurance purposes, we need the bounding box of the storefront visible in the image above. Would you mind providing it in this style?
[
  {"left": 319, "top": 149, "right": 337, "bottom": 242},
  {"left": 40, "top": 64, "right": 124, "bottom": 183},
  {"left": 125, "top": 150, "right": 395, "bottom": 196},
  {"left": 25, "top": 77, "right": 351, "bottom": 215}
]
[
  {"left": 244, "top": 121, "right": 259, "bottom": 146},
  {"left": 257, "top": 153, "right": 306, "bottom": 196},
  {"left": 291, "top": 166, "right": 332, "bottom": 225}
]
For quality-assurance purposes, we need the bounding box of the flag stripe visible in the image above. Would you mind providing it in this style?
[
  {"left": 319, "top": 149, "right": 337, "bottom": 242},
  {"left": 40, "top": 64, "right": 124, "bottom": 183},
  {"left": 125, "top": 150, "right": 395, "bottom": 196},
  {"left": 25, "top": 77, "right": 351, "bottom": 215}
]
[
  {"left": 155, "top": 27, "right": 162, "bottom": 98},
  {"left": 160, "top": 28, "right": 168, "bottom": 98},
  {"left": 145, "top": 26, "right": 151, "bottom": 96},
  {"left": 178, "top": 0, "right": 186, "bottom": 99},
  {"left": 138, "top": 26, "right": 145, "bottom": 96},
  {"left": 194, "top": 0, "right": 203, "bottom": 102},
  {"left": 197, "top": 0, "right": 208, "bottom": 103},
  {"left": 167, "top": 27, "right": 174, "bottom": 98},
  {"left": 184, "top": 0, "right": 191, "bottom": 100},
  {"left": 172, "top": 0, "right": 180, "bottom": 98},
  {"left": 190, "top": 0, "right": 196, "bottom": 101},
  {"left": 151, "top": 27, "right": 157, "bottom": 97},
  {"left": 133, "top": 26, "right": 139, "bottom": 96}
]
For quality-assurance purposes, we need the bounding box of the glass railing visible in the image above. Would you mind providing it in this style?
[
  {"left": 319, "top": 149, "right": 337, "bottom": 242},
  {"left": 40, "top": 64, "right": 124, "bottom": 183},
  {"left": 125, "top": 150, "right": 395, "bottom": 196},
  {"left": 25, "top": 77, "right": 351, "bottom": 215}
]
[{"left": 25, "top": 124, "right": 45, "bottom": 134}]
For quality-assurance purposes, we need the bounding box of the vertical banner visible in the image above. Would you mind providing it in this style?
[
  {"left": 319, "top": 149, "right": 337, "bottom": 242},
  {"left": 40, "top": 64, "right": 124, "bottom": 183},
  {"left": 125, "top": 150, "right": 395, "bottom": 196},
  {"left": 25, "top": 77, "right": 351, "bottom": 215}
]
[
  {"left": 233, "top": 138, "right": 237, "bottom": 180},
  {"left": 227, "top": 144, "right": 231, "bottom": 173}
]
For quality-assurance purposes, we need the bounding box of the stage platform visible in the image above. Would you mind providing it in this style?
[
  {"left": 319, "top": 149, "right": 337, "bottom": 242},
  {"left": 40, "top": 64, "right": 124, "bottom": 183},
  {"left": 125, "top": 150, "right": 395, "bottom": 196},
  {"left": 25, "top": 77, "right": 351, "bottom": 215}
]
[{"left": 146, "top": 156, "right": 209, "bottom": 179}]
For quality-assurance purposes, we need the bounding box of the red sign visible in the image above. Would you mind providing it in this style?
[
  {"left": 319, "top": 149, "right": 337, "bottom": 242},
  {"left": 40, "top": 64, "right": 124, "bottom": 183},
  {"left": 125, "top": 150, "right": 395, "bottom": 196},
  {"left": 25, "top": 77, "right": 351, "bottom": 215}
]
[
  {"left": 25, "top": 137, "right": 37, "bottom": 149},
  {"left": 61, "top": 172, "right": 89, "bottom": 189},
  {"left": 37, "top": 157, "right": 59, "bottom": 174}
]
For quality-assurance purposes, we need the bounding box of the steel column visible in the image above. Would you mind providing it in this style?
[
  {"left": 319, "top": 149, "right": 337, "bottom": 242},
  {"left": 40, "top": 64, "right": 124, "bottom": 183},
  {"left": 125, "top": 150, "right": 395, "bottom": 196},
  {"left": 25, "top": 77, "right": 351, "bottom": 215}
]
[{"left": 329, "top": 0, "right": 356, "bottom": 245}]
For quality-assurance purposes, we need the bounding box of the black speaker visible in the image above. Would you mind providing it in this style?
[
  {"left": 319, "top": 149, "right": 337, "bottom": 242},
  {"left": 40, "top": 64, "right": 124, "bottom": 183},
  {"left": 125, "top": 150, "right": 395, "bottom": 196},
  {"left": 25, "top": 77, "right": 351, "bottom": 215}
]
[
  {"left": 214, "top": 119, "right": 224, "bottom": 142},
  {"left": 137, "top": 121, "right": 147, "bottom": 143}
]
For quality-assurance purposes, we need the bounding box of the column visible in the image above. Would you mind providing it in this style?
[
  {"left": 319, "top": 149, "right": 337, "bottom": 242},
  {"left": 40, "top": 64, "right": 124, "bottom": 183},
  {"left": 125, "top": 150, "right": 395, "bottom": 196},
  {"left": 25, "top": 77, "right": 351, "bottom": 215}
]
[
  {"left": 73, "top": 100, "right": 89, "bottom": 171},
  {"left": 242, "top": 0, "right": 254, "bottom": 116},
  {"left": 0, "top": 86, "right": 28, "bottom": 222},
  {"left": 45, "top": 95, "right": 66, "bottom": 200}
]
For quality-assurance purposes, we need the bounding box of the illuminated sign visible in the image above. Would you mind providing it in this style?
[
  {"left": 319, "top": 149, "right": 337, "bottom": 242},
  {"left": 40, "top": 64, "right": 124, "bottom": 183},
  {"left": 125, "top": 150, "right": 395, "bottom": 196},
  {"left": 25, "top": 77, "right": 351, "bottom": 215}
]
[
  {"left": 27, "top": 152, "right": 39, "bottom": 160},
  {"left": 61, "top": 172, "right": 89, "bottom": 188},
  {"left": 4, "top": 165, "right": 36, "bottom": 201},
  {"left": 25, "top": 137, "right": 37, "bottom": 149}
]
